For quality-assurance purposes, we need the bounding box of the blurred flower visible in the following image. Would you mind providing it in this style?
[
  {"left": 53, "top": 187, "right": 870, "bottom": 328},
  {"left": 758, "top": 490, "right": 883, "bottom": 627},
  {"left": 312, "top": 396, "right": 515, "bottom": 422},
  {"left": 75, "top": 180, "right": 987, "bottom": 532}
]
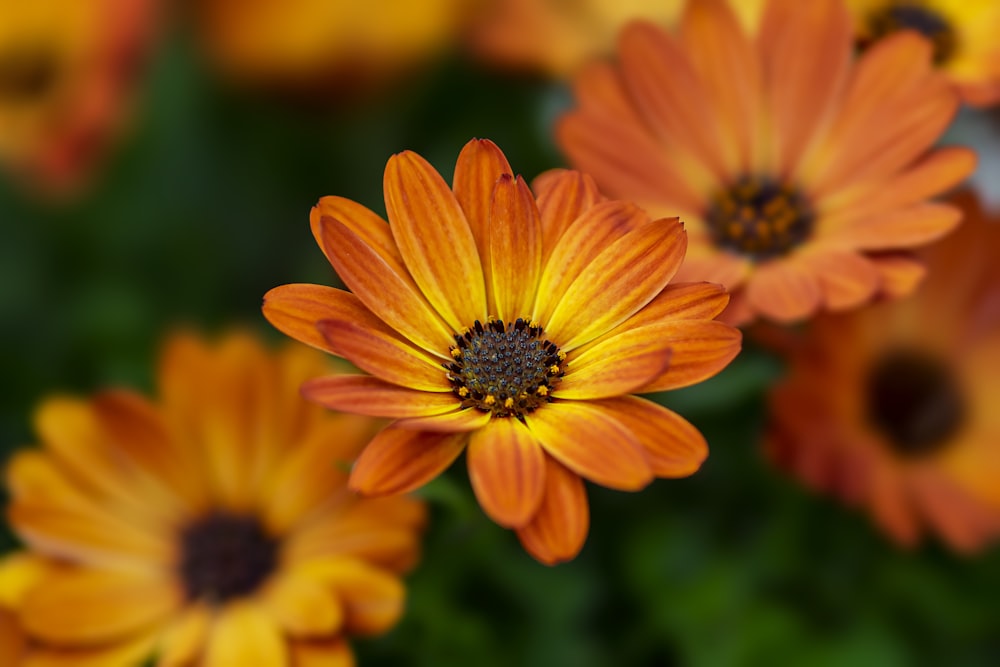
[
  {"left": 468, "top": 0, "right": 765, "bottom": 78},
  {"left": 0, "top": 0, "right": 157, "bottom": 194},
  {"left": 849, "top": 0, "right": 1000, "bottom": 107},
  {"left": 558, "top": 0, "right": 974, "bottom": 325},
  {"left": 0, "top": 554, "right": 46, "bottom": 666},
  {"left": 5, "top": 331, "right": 425, "bottom": 665},
  {"left": 767, "top": 191, "right": 1000, "bottom": 552},
  {"left": 192, "top": 0, "right": 473, "bottom": 92},
  {"left": 264, "top": 138, "right": 741, "bottom": 564}
]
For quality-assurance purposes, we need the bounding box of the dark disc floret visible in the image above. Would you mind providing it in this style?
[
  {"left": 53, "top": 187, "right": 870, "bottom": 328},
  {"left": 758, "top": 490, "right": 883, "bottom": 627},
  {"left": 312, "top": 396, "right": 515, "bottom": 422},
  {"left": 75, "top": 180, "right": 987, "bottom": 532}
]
[
  {"left": 0, "top": 46, "right": 59, "bottom": 102},
  {"left": 445, "top": 317, "right": 565, "bottom": 419},
  {"left": 705, "top": 175, "right": 815, "bottom": 261},
  {"left": 178, "top": 512, "right": 279, "bottom": 603}
]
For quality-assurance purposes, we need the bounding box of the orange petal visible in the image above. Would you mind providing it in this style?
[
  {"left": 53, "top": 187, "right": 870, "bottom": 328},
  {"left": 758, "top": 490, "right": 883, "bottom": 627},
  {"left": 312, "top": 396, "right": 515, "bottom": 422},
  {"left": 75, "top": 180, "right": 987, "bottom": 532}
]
[
  {"left": 22, "top": 568, "right": 180, "bottom": 644},
  {"left": 157, "top": 604, "right": 211, "bottom": 667},
  {"left": 489, "top": 174, "right": 543, "bottom": 321},
  {"left": 314, "top": 213, "right": 455, "bottom": 354},
  {"left": 466, "top": 418, "right": 546, "bottom": 528},
  {"left": 559, "top": 330, "right": 672, "bottom": 400},
  {"left": 544, "top": 218, "right": 688, "bottom": 350},
  {"left": 633, "top": 320, "right": 743, "bottom": 392},
  {"left": 263, "top": 283, "right": 364, "bottom": 355},
  {"left": 289, "top": 637, "right": 356, "bottom": 667},
  {"left": 25, "top": 626, "right": 162, "bottom": 667},
  {"left": 203, "top": 603, "right": 287, "bottom": 667},
  {"left": 525, "top": 401, "right": 652, "bottom": 491},
  {"left": 804, "top": 248, "right": 881, "bottom": 311},
  {"left": 316, "top": 318, "right": 451, "bottom": 392},
  {"left": 349, "top": 426, "right": 468, "bottom": 495},
  {"left": 315, "top": 560, "right": 405, "bottom": 637},
  {"left": 384, "top": 150, "right": 487, "bottom": 330},
  {"left": 870, "top": 253, "right": 926, "bottom": 298},
  {"left": 745, "top": 260, "right": 822, "bottom": 323},
  {"left": 310, "top": 196, "right": 401, "bottom": 271},
  {"left": 531, "top": 169, "right": 604, "bottom": 261},
  {"left": 263, "top": 572, "right": 343, "bottom": 638},
  {"left": 618, "top": 282, "right": 730, "bottom": 325},
  {"left": 821, "top": 202, "right": 961, "bottom": 251},
  {"left": 392, "top": 408, "right": 492, "bottom": 433},
  {"left": 302, "top": 375, "right": 459, "bottom": 418},
  {"left": 676, "top": 246, "right": 751, "bottom": 289},
  {"left": 516, "top": 456, "right": 589, "bottom": 565},
  {"left": 593, "top": 396, "right": 708, "bottom": 477},
  {"left": 453, "top": 138, "right": 513, "bottom": 276}
]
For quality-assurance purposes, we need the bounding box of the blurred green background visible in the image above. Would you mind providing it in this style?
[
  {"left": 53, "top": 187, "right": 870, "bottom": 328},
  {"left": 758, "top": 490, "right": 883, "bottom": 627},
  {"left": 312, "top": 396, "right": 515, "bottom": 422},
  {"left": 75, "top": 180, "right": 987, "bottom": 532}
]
[{"left": 2, "top": 26, "right": 999, "bottom": 667}]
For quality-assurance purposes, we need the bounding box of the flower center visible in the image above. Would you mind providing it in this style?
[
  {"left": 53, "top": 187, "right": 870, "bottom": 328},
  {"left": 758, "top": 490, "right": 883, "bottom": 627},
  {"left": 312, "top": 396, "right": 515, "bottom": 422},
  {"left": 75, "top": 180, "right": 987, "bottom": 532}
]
[
  {"left": 445, "top": 318, "right": 565, "bottom": 419},
  {"left": 864, "top": 349, "right": 965, "bottom": 457},
  {"left": 179, "top": 513, "right": 279, "bottom": 603},
  {"left": 0, "top": 46, "right": 59, "bottom": 102},
  {"left": 866, "top": 3, "right": 957, "bottom": 65},
  {"left": 705, "top": 175, "right": 814, "bottom": 261}
]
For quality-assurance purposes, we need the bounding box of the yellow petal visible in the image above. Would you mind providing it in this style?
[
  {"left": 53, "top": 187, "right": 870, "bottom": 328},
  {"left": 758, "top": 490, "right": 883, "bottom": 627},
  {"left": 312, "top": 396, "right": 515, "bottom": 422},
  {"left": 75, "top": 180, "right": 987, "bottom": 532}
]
[{"left": 203, "top": 603, "right": 287, "bottom": 667}]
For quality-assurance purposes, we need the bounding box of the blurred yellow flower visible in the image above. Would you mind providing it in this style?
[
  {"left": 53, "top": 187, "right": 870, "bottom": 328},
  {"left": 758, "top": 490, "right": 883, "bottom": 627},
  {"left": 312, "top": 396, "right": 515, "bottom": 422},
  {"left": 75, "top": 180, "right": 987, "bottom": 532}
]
[
  {"left": 0, "top": 554, "right": 46, "bottom": 666},
  {"left": 0, "top": 0, "right": 156, "bottom": 193},
  {"left": 192, "top": 0, "right": 474, "bottom": 90},
  {"left": 849, "top": 0, "right": 1000, "bottom": 107},
  {"left": 559, "top": 0, "right": 974, "bottom": 325},
  {"left": 5, "top": 331, "right": 425, "bottom": 666},
  {"left": 768, "top": 191, "right": 1000, "bottom": 552}
]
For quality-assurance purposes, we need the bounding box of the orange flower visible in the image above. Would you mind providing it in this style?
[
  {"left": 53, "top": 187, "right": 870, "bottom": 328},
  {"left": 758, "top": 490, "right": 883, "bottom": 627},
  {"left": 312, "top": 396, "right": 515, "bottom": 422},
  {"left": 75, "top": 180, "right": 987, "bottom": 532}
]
[
  {"left": 849, "top": 0, "right": 1000, "bottom": 107},
  {"left": 0, "top": 554, "right": 46, "bottom": 666},
  {"left": 0, "top": 0, "right": 157, "bottom": 193},
  {"left": 558, "top": 0, "right": 975, "bottom": 325},
  {"left": 263, "top": 138, "right": 741, "bottom": 564},
  {"left": 6, "top": 331, "right": 425, "bottom": 666},
  {"left": 767, "top": 191, "right": 1000, "bottom": 552},
  {"left": 468, "top": 0, "right": 764, "bottom": 78}
]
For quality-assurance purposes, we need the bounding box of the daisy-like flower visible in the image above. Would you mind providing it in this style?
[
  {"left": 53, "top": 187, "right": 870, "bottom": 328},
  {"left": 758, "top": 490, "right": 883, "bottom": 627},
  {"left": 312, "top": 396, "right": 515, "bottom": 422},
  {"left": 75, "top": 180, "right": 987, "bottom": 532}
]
[
  {"left": 6, "top": 331, "right": 426, "bottom": 666},
  {"left": 558, "top": 0, "right": 975, "bottom": 325},
  {"left": 263, "top": 138, "right": 741, "bottom": 564},
  {"left": 468, "top": 0, "right": 763, "bottom": 78},
  {"left": 0, "top": 0, "right": 157, "bottom": 193},
  {"left": 767, "top": 191, "right": 1000, "bottom": 552},
  {"left": 849, "top": 0, "right": 1000, "bottom": 107}
]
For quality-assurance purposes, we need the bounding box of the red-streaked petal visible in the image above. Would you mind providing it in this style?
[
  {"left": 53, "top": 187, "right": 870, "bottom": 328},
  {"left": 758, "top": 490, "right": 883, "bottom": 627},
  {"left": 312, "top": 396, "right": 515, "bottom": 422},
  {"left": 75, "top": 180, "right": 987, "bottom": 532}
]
[
  {"left": 302, "top": 375, "right": 459, "bottom": 418},
  {"left": 467, "top": 418, "right": 546, "bottom": 528},
  {"left": 633, "top": 320, "right": 743, "bottom": 392},
  {"left": 525, "top": 402, "right": 652, "bottom": 491},
  {"left": 594, "top": 396, "right": 708, "bottom": 477},
  {"left": 316, "top": 319, "right": 451, "bottom": 392},
  {"left": 349, "top": 426, "right": 469, "bottom": 496},
  {"left": 314, "top": 215, "right": 454, "bottom": 354},
  {"left": 545, "top": 218, "right": 688, "bottom": 350},
  {"left": 559, "top": 330, "right": 672, "bottom": 400},
  {"left": 614, "top": 282, "right": 730, "bottom": 327},
  {"left": 531, "top": 168, "right": 604, "bottom": 260},
  {"left": 516, "top": 456, "right": 589, "bottom": 565},
  {"left": 384, "top": 150, "right": 487, "bottom": 330},
  {"left": 311, "top": 196, "right": 400, "bottom": 273},
  {"left": 454, "top": 138, "right": 513, "bottom": 274},
  {"left": 263, "top": 283, "right": 355, "bottom": 355},
  {"left": 489, "top": 174, "right": 543, "bottom": 321},
  {"left": 392, "top": 409, "right": 492, "bottom": 433},
  {"left": 745, "top": 260, "right": 822, "bottom": 323}
]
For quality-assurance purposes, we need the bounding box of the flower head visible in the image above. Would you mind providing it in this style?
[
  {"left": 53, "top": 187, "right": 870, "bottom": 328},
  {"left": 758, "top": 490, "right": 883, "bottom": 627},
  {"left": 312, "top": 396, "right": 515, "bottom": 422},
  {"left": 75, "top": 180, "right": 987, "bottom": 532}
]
[
  {"left": 767, "top": 192, "right": 1000, "bottom": 552},
  {"left": 6, "top": 331, "right": 425, "bottom": 665},
  {"left": 264, "top": 138, "right": 741, "bottom": 564},
  {"left": 849, "top": 0, "right": 1000, "bottom": 106},
  {"left": 558, "top": 0, "right": 975, "bottom": 325}
]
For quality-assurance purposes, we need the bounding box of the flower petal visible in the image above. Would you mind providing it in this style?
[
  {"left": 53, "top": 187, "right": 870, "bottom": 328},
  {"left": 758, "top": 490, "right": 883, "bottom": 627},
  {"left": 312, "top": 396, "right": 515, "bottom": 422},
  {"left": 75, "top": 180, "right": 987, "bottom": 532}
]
[
  {"left": 619, "top": 282, "right": 730, "bottom": 325},
  {"left": 821, "top": 202, "right": 962, "bottom": 251},
  {"left": 489, "top": 174, "right": 543, "bottom": 321},
  {"left": 289, "top": 637, "right": 355, "bottom": 667},
  {"left": 454, "top": 138, "right": 513, "bottom": 274},
  {"left": 870, "top": 253, "right": 926, "bottom": 298},
  {"left": 316, "top": 318, "right": 451, "bottom": 392},
  {"left": 309, "top": 560, "right": 405, "bottom": 637},
  {"left": 805, "top": 248, "right": 881, "bottom": 311},
  {"left": 158, "top": 604, "right": 211, "bottom": 667},
  {"left": 392, "top": 408, "right": 492, "bottom": 433},
  {"left": 525, "top": 402, "right": 652, "bottom": 491},
  {"left": 545, "top": 218, "right": 688, "bottom": 350},
  {"left": 531, "top": 168, "right": 604, "bottom": 260},
  {"left": 676, "top": 246, "right": 751, "bottom": 289},
  {"left": 203, "top": 603, "right": 287, "bottom": 667},
  {"left": 594, "top": 396, "right": 708, "bottom": 477},
  {"left": 263, "top": 283, "right": 366, "bottom": 355},
  {"left": 349, "top": 426, "right": 468, "bottom": 496},
  {"left": 384, "top": 150, "right": 487, "bottom": 330},
  {"left": 302, "top": 375, "right": 459, "bottom": 418},
  {"left": 516, "top": 456, "right": 589, "bottom": 565},
  {"left": 559, "top": 329, "right": 672, "bottom": 400},
  {"left": 467, "top": 418, "right": 546, "bottom": 528},
  {"left": 633, "top": 320, "right": 743, "bottom": 392},
  {"left": 264, "top": 572, "right": 343, "bottom": 638},
  {"left": 745, "top": 260, "right": 822, "bottom": 323}
]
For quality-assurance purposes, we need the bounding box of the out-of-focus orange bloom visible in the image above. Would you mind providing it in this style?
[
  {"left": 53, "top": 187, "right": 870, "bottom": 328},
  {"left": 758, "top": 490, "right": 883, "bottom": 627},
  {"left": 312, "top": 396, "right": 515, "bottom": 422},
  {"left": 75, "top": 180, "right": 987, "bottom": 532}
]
[
  {"left": 469, "top": 0, "right": 764, "bottom": 77},
  {"left": 0, "top": 0, "right": 156, "bottom": 194},
  {"left": 5, "top": 331, "right": 425, "bottom": 666},
  {"left": 848, "top": 0, "right": 1000, "bottom": 107},
  {"left": 193, "top": 0, "right": 474, "bottom": 91},
  {"left": 264, "top": 138, "right": 741, "bottom": 564},
  {"left": 558, "top": 0, "right": 974, "bottom": 325},
  {"left": 0, "top": 554, "right": 46, "bottom": 666},
  {"left": 768, "top": 192, "right": 1000, "bottom": 552}
]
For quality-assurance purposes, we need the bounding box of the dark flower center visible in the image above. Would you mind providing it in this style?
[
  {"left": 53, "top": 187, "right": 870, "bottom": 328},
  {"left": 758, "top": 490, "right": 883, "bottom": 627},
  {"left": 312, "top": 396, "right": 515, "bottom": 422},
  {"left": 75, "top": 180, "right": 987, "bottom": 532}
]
[
  {"left": 705, "top": 175, "right": 814, "bottom": 261},
  {"left": 445, "top": 318, "right": 564, "bottom": 419},
  {"left": 0, "top": 47, "right": 59, "bottom": 102},
  {"left": 866, "top": 3, "right": 957, "bottom": 65},
  {"left": 865, "top": 350, "right": 965, "bottom": 457},
  {"left": 179, "top": 513, "right": 279, "bottom": 603}
]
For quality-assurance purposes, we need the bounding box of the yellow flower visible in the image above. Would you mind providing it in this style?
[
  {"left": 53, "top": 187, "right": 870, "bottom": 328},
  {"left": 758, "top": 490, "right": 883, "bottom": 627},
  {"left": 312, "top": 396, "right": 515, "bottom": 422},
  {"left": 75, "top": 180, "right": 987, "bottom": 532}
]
[
  {"left": 768, "top": 191, "right": 1000, "bottom": 552},
  {"left": 848, "top": 0, "right": 1000, "bottom": 106},
  {"left": 0, "top": 0, "right": 156, "bottom": 193},
  {"left": 0, "top": 554, "right": 46, "bottom": 666},
  {"left": 6, "top": 331, "right": 425, "bottom": 666},
  {"left": 264, "top": 138, "right": 741, "bottom": 564},
  {"left": 558, "top": 0, "right": 974, "bottom": 325}
]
